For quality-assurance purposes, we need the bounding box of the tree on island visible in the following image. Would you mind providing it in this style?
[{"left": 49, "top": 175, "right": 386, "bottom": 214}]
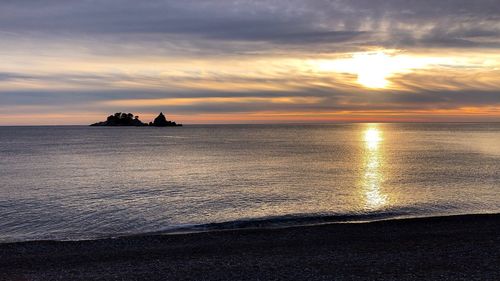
[{"left": 91, "top": 112, "right": 146, "bottom": 126}]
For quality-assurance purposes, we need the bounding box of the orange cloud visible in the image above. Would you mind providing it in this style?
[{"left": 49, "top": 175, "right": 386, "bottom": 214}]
[{"left": 101, "top": 96, "right": 324, "bottom": 107}]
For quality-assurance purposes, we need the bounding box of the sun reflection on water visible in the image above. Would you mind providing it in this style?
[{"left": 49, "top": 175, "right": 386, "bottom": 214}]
[{"left": 361, "top": 125, "right": 388, "bottom": 210}]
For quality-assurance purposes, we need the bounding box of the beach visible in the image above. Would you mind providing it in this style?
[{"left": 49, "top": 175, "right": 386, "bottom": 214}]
[{"left": 1, "top": 214, "right": 499, "bottom": 281}]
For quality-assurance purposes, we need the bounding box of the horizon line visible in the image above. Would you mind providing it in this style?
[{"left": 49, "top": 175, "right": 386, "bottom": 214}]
[{"left": 1, "top": 121, "right": 500, "bottom": 127}]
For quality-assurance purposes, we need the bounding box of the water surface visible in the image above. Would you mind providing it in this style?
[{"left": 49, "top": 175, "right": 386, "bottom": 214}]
[{"left": 0, "top": 123, "right": 499, "bottom": 242}]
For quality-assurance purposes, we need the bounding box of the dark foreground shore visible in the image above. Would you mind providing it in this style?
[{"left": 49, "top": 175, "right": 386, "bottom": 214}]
[{"left": 1, "top": 214, "right": 499, "bottom": 281}]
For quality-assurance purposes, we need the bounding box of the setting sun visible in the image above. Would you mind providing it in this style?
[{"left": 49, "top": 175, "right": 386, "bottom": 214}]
[
  {"left": 355, "top": 52, "right": 392, "bottom": 88},
  {"left": 309, "top": 50, "right": 456, "bottom": 91}
]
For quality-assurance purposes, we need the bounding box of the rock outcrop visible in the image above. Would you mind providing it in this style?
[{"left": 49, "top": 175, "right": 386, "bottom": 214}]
[{"left": 151, "top": 112, "right": 180, "bottom": 127}]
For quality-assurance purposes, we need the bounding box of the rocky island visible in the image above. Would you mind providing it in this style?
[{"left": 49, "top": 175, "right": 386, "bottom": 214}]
[{"left": 90, "top": 112, "right": 181, "bottom": 127}]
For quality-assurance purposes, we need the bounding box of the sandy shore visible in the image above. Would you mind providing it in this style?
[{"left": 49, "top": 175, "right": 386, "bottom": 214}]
[{"left": 1, "top": 214, "right": 499, "bottom": 281}]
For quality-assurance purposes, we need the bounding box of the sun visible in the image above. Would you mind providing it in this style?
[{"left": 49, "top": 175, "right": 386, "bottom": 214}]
[
  {"left": 309, "top": 50, "right": 445, "bottom": 90},
  {"left": 354, "top": 52, "right": 392, "bottom": 89}
]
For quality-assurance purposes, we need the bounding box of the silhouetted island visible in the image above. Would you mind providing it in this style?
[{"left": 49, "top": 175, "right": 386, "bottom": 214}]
[{"left": 90, "top": 112, "right": 181, "bottom": 127}]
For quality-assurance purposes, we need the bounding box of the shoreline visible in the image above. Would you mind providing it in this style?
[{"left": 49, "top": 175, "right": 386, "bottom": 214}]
[
  {"left": 2, "top": 212, "right": 496, "bottom": 244},
  {"left": 1, "top": 213, "right": 499, "bottom": 280}
]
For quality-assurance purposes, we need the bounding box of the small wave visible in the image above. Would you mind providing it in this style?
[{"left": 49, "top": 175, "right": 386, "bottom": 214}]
[
  {"left": 145, "top": 202, "right": 470, "bottom": 236},
  {"left": 146, "top": 210, "right": 417, "bottom": 236},
  {"left": 0, "top": 203, "right": 472, "bottom": 243}
]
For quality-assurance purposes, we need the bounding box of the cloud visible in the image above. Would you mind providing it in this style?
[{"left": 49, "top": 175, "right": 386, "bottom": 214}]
[
  {"left": 0, "top": 1, "right": 500, "bottom": 124},
  {"left": 1, "top": 0, "right": 499, "bottom": 51}
]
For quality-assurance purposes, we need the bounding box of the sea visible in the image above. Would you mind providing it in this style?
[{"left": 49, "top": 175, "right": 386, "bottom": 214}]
[{"left": 0, "top": 123, "right": 499, "bottom": 242}]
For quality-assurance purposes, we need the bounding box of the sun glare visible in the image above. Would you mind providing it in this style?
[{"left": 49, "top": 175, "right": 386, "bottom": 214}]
[
  {"left": 361, "top": 125, "right": 388, "bottom": 209},
  {"left": 310, "top": 50, "right": 450, "bottom": 90},
  {"left": 364, "top": 127, "right": 382, "bottom": 150},
  {"left": 354, "top": 52, "right": 391, "bottom": 88}
]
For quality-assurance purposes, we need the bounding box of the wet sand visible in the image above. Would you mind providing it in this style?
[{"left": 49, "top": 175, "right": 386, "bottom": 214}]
[{"left": 1, "top": 214, "right": 499, "bottom": 281}]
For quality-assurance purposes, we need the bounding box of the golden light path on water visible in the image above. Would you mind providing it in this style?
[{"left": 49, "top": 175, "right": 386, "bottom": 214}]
[{"left": 361, "top": 125, "right": 389, "bottom": 210}]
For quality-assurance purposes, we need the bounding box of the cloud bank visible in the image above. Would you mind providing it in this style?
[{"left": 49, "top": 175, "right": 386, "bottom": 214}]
[{"left": 1, "top": 0, "right": 500, "bottom": 124}]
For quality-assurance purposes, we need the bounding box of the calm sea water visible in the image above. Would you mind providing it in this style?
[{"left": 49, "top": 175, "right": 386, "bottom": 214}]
[{"left": 0, "top": 123, "right": 499, "bottom": 242}]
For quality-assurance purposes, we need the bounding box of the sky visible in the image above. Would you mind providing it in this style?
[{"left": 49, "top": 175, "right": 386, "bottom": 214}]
[{"left": 1, "top": 0, "right": 500, "bottom": 125}]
